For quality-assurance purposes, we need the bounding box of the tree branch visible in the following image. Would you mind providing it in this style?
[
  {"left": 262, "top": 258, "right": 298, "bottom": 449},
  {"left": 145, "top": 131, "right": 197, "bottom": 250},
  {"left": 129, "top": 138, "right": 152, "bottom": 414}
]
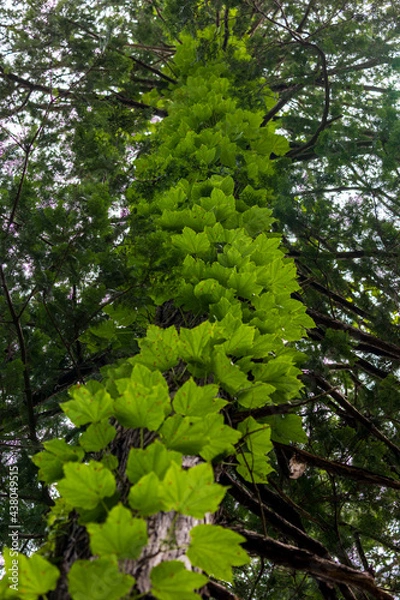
[
  {"left": 0, "top": 266, "right": 37, "bottom": 443},
  {"left": 237, "top": 528, "right": 394, "bottom": 600},
  {"left": 273, "top": 442, "right": 400, "bottom": 489},
  {"left": 305, "top": 373, "right": 400, "bottom": 460}
]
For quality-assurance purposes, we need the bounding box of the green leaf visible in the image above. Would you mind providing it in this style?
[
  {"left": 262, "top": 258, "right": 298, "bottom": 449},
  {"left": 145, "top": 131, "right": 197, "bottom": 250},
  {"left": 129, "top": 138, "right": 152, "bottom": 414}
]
[
  {"left": 2, "top": 549, "right": 59, "bottom": 600},
  {"left": 88, "top": 504, "right": 147, "bottom": 559},
  {"left": 161, "top": 462, "right": 226, "bottom": 518},
  {"left": 195, "top": 145, "right": 216, "bottom": 165},
  {"left": 62, "top": 384, "right": 114, "bottom": 426},
  {"left": 58, "top": 461, "right": 116, "bottom": 509},
  {"left": 135, "top": 325, "right": 180, "bottom": 371},
  {"left": 252, "top": 358, "right": 303, "bottom": 399},
  {"left": 179, "top": 321, "right": 217, "bottom": 363},
  {"left": 187, "top": 524, "right": 250, "bottom": 582},
  {"left": 79, "top": 420, "right": 116, "bottom": 452},
  {"left": 200, "top": 414, "right": 242, "bottom": 461},
  {"left": 172, "top": 227, "right": 211, "bottom": 256},
  {"left": 68, "top": 557, "right": 134, "bottom": 600},
  {"left": 126, "top": 440, "right": 182, "bottom": 485},
  {"left": 263, "top": 414, "right": 308, "bottom": 444},
  {"left": 173, "top": 378, "right": 225, "bottom": 416},
  {"left": 100, "top": 454, "right": 119, "bottom": 472},
  {"left": 128, "top": 472, "right": 166, "bottom": 517},
  {"left": 238, "top": 417, "right": 273, "bottom": 455},
  {"left": 228, "top": 267, "right": 262, "bottom": 299},
  {"left": 271, "top": 133, "right": 289, "bottom": 156},
  {"left": 193, "top": 278, "right": 225, "bottom": 306},
  {"left": 113, "top": 366, "right": 170, "bottom": 430},
  {"left": 32, "top": 439, "right": 84, "bottom": 484},
  {"left": 240, "top": 206, "right": 275, "bottom": 237},
  {"left": 257, "top": 258, "right": 299, "bottom": 294},
  {"left": 237, "top": 382, "right": 275, "bottom": 409},
  {"left": 220, "top": 316, "right": 256, "bottom": 356},
  {"left": 236, "top": 452, "right": 274, "bottom": 483},
  {"left": 89, "top": 319, "right": 117, "bottom": 340},
  {"left": 212, "top": 347, "right": 249, "bottom": 394},
  {"left": 150, "top": 561, "right": 207, "bottom": 600},
  {"left": 160, "top": 415, "right": 207, "bottom": 455}
]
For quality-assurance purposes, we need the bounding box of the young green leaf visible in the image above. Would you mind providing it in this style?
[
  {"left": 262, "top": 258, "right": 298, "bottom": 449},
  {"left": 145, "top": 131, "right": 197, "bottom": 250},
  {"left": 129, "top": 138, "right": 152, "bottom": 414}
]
[
  {"left": 134, "top": 325, "right": 180, "bottom": 371},
  {"left": 126, "top": 440, "right": 182, "bottom": 485},
  {"left": 237, "top": 382, "right": 275, "bottom": 409},
  {"left": 128, "top": 472, "right": 166, "bottom": 517},
  {"left": 161, "top": 461, "right": 226, "bottom": 518},
  {"left": 171, "top": 227, "right": 211, "bottom": 256},
  {"left": 236, "top": 452, "right": 274, "bottom": 483},
  {"left": 87, "top": 504, "right": 147, "bottom": 559},
  {"left": 68, "top": 557, "right": 134, "bottom": 600},
  {"left": 62, "top": 385, "right": 114, "bottom": 426},
  {"left": 160, "top": 415, "right": 207, "bottom": 455},
  {"left": 150, "top": 561, "right": 208, "bottom": 600},
  {"left": 58, "top": 461, "right": 116, "bottom": 509},
  {"left": 179, "top": 321, "right": 217, "bottom": 363},
  {"left": 172, "top": 378, "right": 225, "bottom": 417},
  {"left": 199, "top": 414, "right": 242, "bottom": 461},
  {"left": 238, "top": 416, "right": 273, "bottom": 456},
  {"left": 32, "top": 439, "right": 84, "bottom": 484},
  {"left": 212, "top": 347, "right": 249, "bottom": 394},
  {"left": 79, "top": 420, "right": 116, "bottom": 452},
  {"left": 2, "top": 549, "right": 59, "bottom": 600},
  {"left": 187, "top": 524, "right": 250, "bottom": 582},
  {"left": 263, "top": 414, "right": 308, "bottom": 444},
  {"left": 114, "top": 379, "right": 170, "bottom": 430}
]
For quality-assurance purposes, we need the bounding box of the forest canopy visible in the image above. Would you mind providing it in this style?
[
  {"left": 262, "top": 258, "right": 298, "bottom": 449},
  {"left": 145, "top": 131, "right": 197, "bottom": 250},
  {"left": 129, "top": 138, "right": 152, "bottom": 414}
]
[{"left": 0, "top": 2, "right": 399, "bottom": 599}]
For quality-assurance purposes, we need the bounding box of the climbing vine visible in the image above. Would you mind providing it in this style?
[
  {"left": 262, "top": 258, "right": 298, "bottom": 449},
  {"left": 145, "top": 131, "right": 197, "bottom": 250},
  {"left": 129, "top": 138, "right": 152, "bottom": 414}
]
[{"left": 1, "top": 23, "right": 313, "bottom": 600}]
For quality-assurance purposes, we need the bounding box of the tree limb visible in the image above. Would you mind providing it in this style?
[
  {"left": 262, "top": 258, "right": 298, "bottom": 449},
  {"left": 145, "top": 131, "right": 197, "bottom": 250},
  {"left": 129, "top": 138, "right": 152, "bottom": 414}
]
[
  {"left": 274, "top": 442, "right": 400, "bottom": 489},
  {"left": 237, "top": 528, "right": 394, "bottom": 600}
]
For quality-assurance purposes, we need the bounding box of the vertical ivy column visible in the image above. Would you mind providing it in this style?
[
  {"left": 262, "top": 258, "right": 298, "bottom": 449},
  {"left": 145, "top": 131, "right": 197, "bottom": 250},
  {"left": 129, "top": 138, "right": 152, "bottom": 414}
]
[{"left": 0, "top": 26, "right": 313, "bottom": 600}]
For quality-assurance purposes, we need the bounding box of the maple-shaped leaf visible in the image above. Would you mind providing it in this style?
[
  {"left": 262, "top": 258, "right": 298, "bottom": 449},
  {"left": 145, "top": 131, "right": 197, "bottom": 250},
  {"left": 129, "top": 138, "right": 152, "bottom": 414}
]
[
  {"left": 68, "top": 557, "right": 134, "bottom": 600},
  {"left": 58, "top": 461, "right": 116, "bottom": 509},
  {"left": 79, "top": 420, "right": 116, "bottom": 452},
  {"left": 161, "top": 462, "right": 226, "bottom": 518},
  {"left": 128, "top": 472, "right": 166, "bottom": 517},
  {"left": 173, "top": 378, "right": 225, "bottom": 416},
  {"left": 62, "top": 384, "right": 114, "bottom": 426},
  {"left": 88, "top": 504, "right": 147, "bottom": 559},
  {"left": 126, "top": 440, "right": 182, "bottom": 485},
  {"left": 150, "top": 561, "right": 207, "bottom": 600},
  {"left": 187, "top": 524, "right": 249, "bottom": 582},
  {"left": 2, "top": 549, "right": 59, "bottom": 600}
]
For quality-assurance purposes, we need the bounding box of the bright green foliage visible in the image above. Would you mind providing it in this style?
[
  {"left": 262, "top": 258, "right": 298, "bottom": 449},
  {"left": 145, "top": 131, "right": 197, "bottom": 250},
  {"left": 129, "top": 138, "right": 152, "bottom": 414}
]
[
  {"left": 187, "top": 525, "right": 250, "bottom": 582},
  {"left": 67, "top": 557, "right": 135, "bottom": 600},
  {"left": 57, "top": 461, "right": 116, "bottom": 510},
  {"left": 172, "top": 379, "right": 226, "bottom": 416},
  {"left": 0, "top": 22, "right": 311, "bottom": 600},
  {"left": 79, "top": 420, "right": 117, "bottom": 452},
  {"left": 87, "top": 504, "right": 148, "bottom": 559},
  {"left": 62, "top": 383, "right": 115, "bottom": 426},
  {"left": 160, "top": 462, "right": 227, "bottom": 518},
  {"left": 32, "top": 439, "right": 84, "bottom": 484},
  {"left": 1, "top": 550, "right": 59, "bottom": 600},
  {"left": 128, "top": 472, "right": 167, "bottom": 517},
  {"left": 1, "top": 2, "right": 399, "bottom": 599},
  {"left": 126, "top": 441, "right": 182, "bottom": 485},
  {"left": 150, "top": 561, "right": 208, "bottom": 600}
]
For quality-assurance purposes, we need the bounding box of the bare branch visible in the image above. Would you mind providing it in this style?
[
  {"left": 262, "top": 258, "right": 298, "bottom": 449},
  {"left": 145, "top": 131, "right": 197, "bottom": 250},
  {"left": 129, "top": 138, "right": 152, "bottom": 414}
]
[
  {"left": 238, "top": 528, "right": 394, "bottom": 600},
  {"left": 274, "top": 441, "right": 400, "bottom": 489}
]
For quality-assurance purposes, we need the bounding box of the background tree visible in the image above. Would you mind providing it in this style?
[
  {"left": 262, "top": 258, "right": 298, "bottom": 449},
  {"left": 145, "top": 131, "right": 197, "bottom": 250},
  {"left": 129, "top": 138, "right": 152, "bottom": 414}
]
[{"left": 0, "top": 1, "right": 399, "bottom": 599}]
